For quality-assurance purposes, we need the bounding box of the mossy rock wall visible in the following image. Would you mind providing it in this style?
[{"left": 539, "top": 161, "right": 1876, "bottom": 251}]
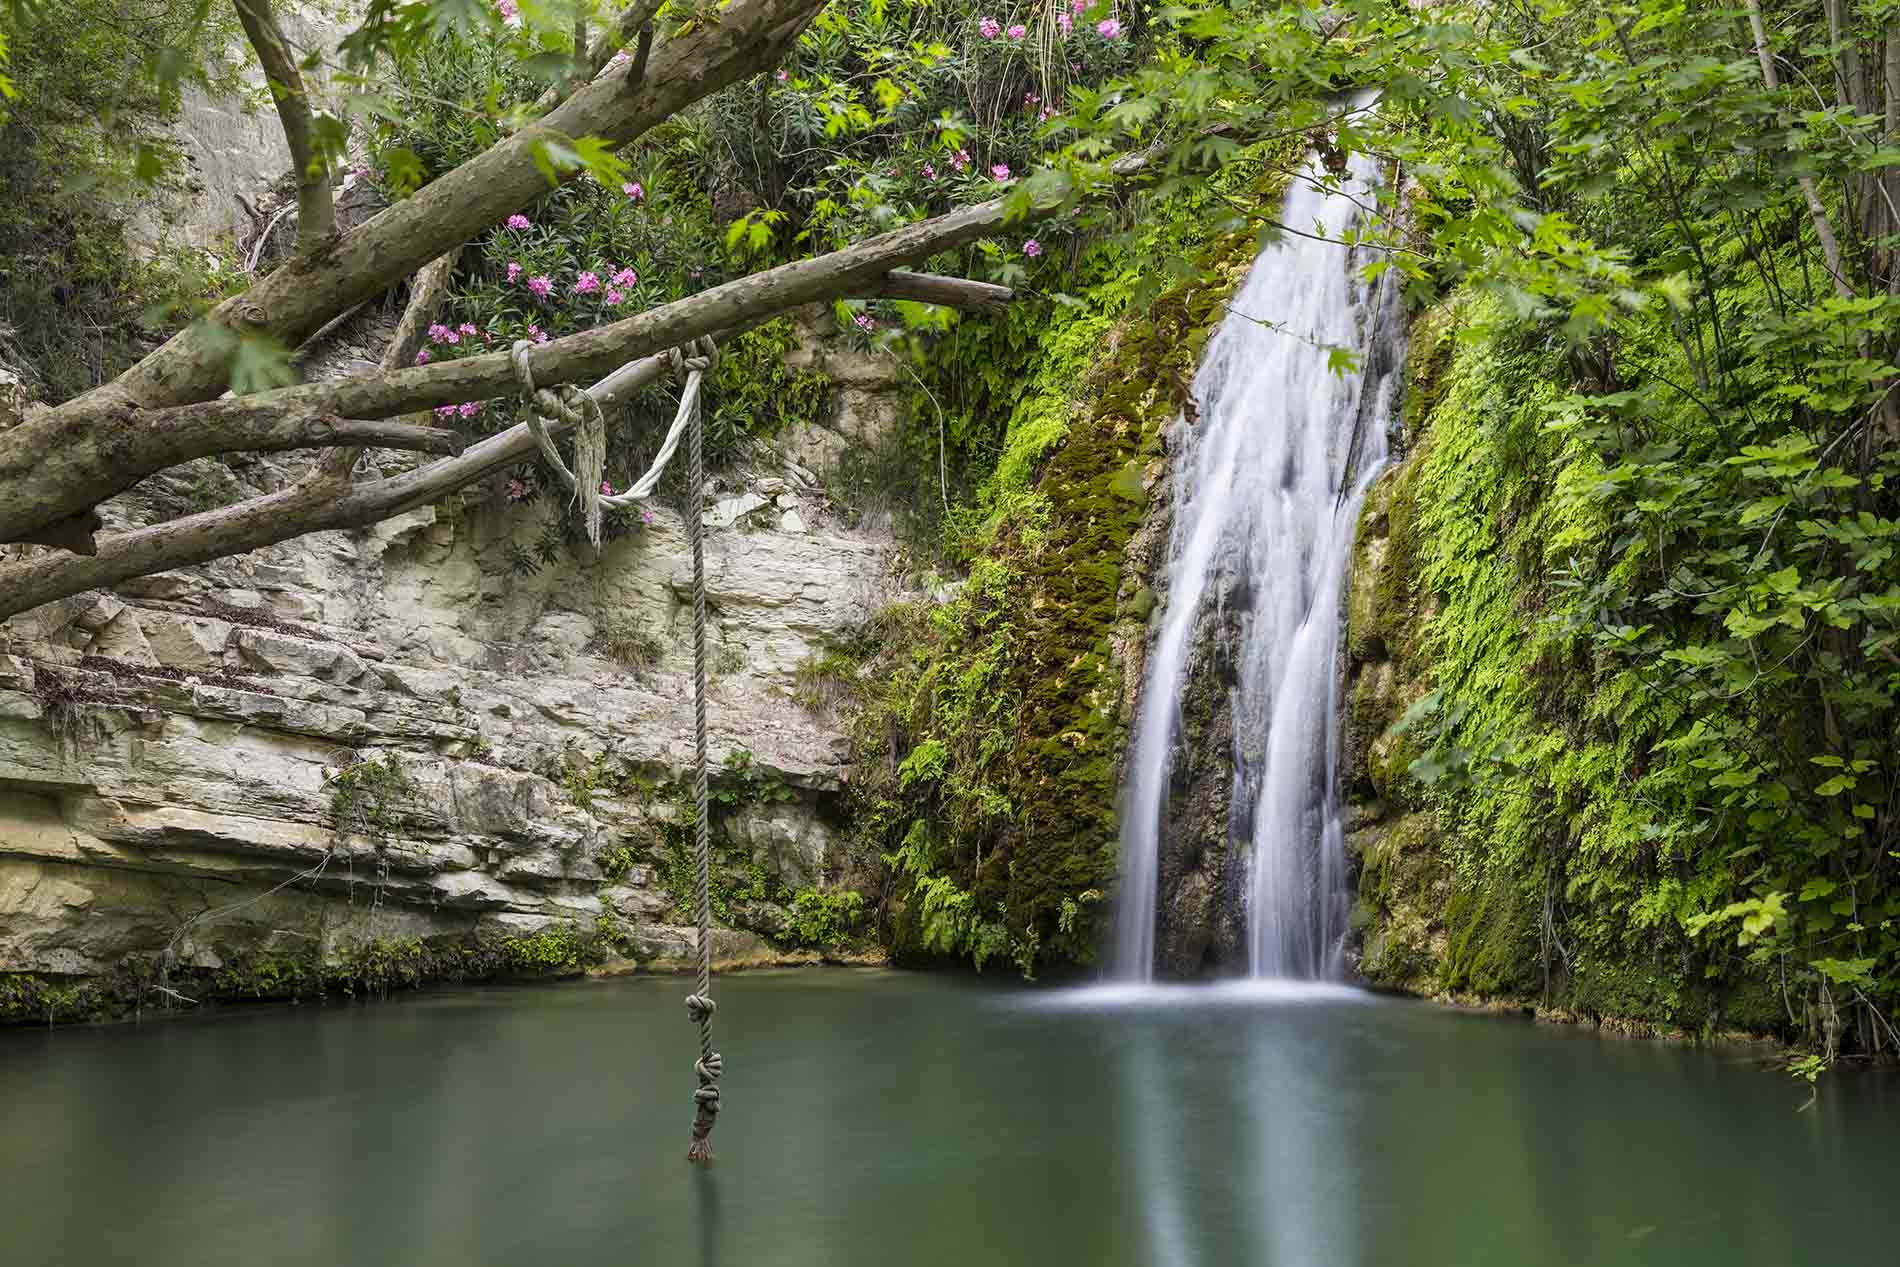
[{"left": 1340, "top": 299, "right": 1785, "bottom": 1038}]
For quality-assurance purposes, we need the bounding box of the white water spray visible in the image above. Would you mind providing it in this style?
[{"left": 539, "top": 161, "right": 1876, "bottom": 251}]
[{"left": 1113, "top": 146, "right": 1403, "bottom": 982}]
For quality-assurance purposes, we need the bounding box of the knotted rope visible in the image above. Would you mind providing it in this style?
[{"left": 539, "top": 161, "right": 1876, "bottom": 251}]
[
  {"left": 508, "top": 337, "right": 724, "bottom": 1162},
  {"left": 508, "top": 337, "right": 719, "bottom": 546},
  {"left": 678, "top": 338, "right": 722, "bottom": 1166}
]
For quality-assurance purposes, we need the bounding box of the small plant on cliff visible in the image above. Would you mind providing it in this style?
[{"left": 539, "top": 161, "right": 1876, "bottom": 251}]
[
  {"left": 325, "top": 752, "right": 414, "bottom": 839},
  {"left": 782, "top": 888, "right": 867, "bottom": 948}
]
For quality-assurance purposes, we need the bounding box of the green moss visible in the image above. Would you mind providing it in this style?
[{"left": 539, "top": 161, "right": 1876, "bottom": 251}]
[{"left": 833, "top": 143, "right": 1305, "bottom": 977}]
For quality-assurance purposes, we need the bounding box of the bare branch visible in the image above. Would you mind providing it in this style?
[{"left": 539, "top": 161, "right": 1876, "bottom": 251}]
[
  {"left": 318, "top": 419, "right": 468, "bottom": 454},
  {"left": 1746, "top": 0, "right": 1854, "bottom": 301},
  {"left": 0, "top": 255, "right": 1031, "bottom": 614},
  {"left": 0, "top": 352, "right": 676, "bottom": 619},
  {"left": 318, "top": 252, "right": 458, "bottom": 479},
  {"left": 233, "top": 0, "right": 335, "bottom": 252},
  {"left": 876, "top": 271, "right": 1015, "bottom": 313},
  {"left": 0, "top": 196, "right": 1049, "bottom": 546}
]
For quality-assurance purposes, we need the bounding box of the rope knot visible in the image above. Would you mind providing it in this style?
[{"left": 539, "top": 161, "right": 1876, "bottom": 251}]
[{"left": 686, "top": 992, "right": 717, "bottom": 1024}]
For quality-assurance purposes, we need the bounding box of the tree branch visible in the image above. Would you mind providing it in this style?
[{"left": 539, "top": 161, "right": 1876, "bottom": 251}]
[
  {"left": 318, "top": 251, "right": 459, "bottom": 479},
  {"left": 875, "top": 271, "right": 1014, "bottom": 313},
  {"left": 233, "top": 0, "right": 335, "bottom": 253},
  {"left": 0, "top": 0, "right": 825, "bottom": 548},
  {"left": 0, "top": 352, "right": 677, "bottom": 619},
  {"left": 1746, "top": 0, "right": 1854, "bottom": 301},
  {"left": 0, "top": 192, "right": 1056, "bottom": 544},
  {"left": 0, "top": 257, "right": 1031, "bottom": 614}
]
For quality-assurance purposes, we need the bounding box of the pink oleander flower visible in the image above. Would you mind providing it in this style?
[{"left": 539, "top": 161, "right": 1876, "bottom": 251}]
[
  {"left": 1025, "top": 92, "right": 1040, "bottom": 106},
  {"left": 351, "top": 164, "right": 370, "bottom": 181},
  {"left": 526, "top": 323, "right": 542, "bottom": 341},
  {"left": 922, "top": 163, "right": 936, "bottom": 180},
  {"left": 459, "top": 402, "right": 481, "bottom": 418},
  {"left": 443, "top": 330, "right": 460, "bottom": 345},
  {"left": 1057, "top": 12, "right": 1072, "bottom": 35},
  {"left": 1097, "top": 17, "right": 1122, "bottom": 38},
  {"left": 611, "top": 267, "right": 637, "bottom": 287},
  {"left": 414, "top": 349, "right": 430, "bottom": 365},
  {"left": 427, "top": 322, "right": 451, "bottom": 343},
  {"left": 600, "top": 480, "right": 613, "bottom": 495},
  {"left": 1070, "top": 0, "right": 1086, "bottom": 14},
  {"left": 434, "top": 404, "right": 458, "bottom": 418},
  {"left": 853, "top": 312, "right": 874, "bottom": 331},
  {"left": 533, "top": 328, "right": 550, "bottom": 344},
  {"left": 991, "top": 163, "right": 1011, "bottom": 180},
  {"left": 951, "top": 148, "right": 970, "bottom": 171},
  {"left": 775, "top": 68, "right": 789, "bottom": 82},
  {"left": 458, "top": 322, "right": 477, "bottom": 337},
  {"left": 639, "top": 508, "right": 655, "bottom": 526},
  {"left": 574, "top": 271, "right": 601, "bottom": 296},
  {"left": 977, "top": 16, "right": 1000, "bottom": 38},
  {"left": 606, "top": 288, "right": 626, "bottom": 306},
  {"left": 506, "top": 478, "right": 528, "bottom": 502},
  {"left": 1006, "top": 23, "right": 1026, "bottom": 40},
  {"left": 506, "top": 214, "right": 531, "bottom": 230},
  {"left": 527, "top": 274, "right": 553, "bottom": 299},
  {"left": 623, "top": 181, "right": 644, "bottom": 201},
  {"left": 1022, "top": 238, "right": 1042, "bottom": 257},
  {"left": 1038, "top": 108, "right": 1052, "bottom": 123},
  {"left": 506, "top": 261, "right": 522, "bottom": 283},
  {"left": 496, "top": 0, "right": 518, "bottom": 22}
]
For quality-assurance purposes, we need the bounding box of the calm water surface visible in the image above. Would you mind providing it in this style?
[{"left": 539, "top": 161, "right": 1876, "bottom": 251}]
[{"left": 2, "top": 969, "right": 1893, "bottom": 1265}]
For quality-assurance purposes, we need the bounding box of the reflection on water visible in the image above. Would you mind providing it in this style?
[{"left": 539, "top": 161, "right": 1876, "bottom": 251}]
[{"left": 1, "top": 970, "right": 1892, "bottom": 1267}]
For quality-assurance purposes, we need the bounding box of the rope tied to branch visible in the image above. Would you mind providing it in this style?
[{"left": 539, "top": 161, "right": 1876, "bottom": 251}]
[
  {"left": 507, "top": 336, "right": 725, "bottom": 1161},
  {"left": 507, "top": 336, "right": 720, "bottom": 547}
]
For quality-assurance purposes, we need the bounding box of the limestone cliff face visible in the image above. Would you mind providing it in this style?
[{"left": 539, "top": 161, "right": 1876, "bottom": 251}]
[{"left": 0, "top": 311, "right": 910, "bottom": 1001}]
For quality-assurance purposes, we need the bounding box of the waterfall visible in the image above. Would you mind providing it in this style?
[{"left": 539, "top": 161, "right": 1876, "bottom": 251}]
[{"left": 1113, "top": 146, "right": 1403, "bottom": 982}]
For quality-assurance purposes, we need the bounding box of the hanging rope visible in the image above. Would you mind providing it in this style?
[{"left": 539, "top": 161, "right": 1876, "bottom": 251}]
[
  {"left": 508, "top": 337, "right": 724, "bottom": 1162},
  {"left": 508, "top": 337, "right": 718, "bottom": 545},
  {"left": 677, "top": 340, "right": 723, "bottom": 1165}
]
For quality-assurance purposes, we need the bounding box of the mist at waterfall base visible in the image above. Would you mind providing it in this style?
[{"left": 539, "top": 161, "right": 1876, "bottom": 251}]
[
  {"left": 1114, "top": 147, "right": 1403, "bottom": 982},
  {"left": 4, "top": 971, "right": 1892, "bottom": 1267}
]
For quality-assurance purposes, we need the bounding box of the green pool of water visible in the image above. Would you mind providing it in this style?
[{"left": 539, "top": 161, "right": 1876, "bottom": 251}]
[{"left": 1, "top": 970, "right": 1891, "bottom": 1265}]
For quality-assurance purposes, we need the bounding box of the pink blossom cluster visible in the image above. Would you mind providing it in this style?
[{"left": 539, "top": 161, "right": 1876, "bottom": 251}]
[
  {"left": 574, "top": 271, "right": 601, "bottom": 296},
  {"left": 951, "top": 148, "right": 971, "bottom": 172},
  {"left": 526, "top": 323, "right": 549, "bottom": 344},
  {"left": 506, "top": 214, "right": 531, "bottom": 230},
  {"left": 992, "top": 163, "right": 1011, "bottom": 180},
  {"left": 977, "top": 16, "right": 1000, "bottom": 38},
  {"left": 1006, "top": 23, "right": 1026, "bottom": 40},
  {"left": 435, "top": 402, "right": 484, "bottom": 419},
  {"left": 1097, "top": 18, "right": 1121, "bottom": 38},
  {"left": 506, "top": 478, "right": 530, "bottom": 502},
  {"left": 496, "top": 0, "right": 519, "bottom": 25},
  {"left": 506, "top": 261, "right": 523, "bottom": 283},
  {"left": 1022, "top": 239, "right": 1042, "bottom": 257},
  {"left": 853, "top": 312, "right": 875, "bottom": 331},
  {"left": 623, "top": 181, "right": 644, "bottom": 201},
  {"left": 527, "top": 274, "right": 553, "bottom": 299},
  {"left": 1057, "top": 12, "right": 1071, "bottom": 35}
]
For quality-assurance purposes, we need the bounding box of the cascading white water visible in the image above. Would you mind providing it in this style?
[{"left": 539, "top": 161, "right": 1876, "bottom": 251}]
[{"left": 1113, "top": 145, "right": 1403, "bottom": 982}]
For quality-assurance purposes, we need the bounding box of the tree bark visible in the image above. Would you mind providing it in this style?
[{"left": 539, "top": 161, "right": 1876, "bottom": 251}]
[{"left": 233, "top": 0, "right": 335, "bottom": 254}]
